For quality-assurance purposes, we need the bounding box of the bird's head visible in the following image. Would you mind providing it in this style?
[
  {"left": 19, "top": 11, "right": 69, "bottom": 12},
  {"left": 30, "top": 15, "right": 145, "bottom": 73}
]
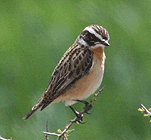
[{"left": 77, "top": 25, "right": 110, "bottom": 48}]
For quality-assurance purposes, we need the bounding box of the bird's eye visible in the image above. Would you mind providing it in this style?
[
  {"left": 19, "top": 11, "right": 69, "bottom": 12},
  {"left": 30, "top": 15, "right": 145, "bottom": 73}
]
[{"left": 80, "top": 30, "right": 103, "bottom": 46}]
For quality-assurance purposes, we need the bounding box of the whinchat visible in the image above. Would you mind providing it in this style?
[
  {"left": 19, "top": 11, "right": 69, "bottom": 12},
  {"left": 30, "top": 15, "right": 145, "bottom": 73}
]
[{"left": 23, "top": 25, "right": 110, "bottom": 120}]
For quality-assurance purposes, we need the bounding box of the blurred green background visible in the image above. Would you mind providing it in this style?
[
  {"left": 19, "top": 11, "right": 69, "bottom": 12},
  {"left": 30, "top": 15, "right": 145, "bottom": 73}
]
[{"left": 1, "top": 0, "right": 151, "bottom": 139}]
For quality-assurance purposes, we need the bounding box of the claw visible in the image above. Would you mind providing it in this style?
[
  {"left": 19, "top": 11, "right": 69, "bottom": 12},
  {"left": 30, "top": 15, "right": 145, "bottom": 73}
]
[
  {"left": 69, "top": 106, "right": 85, "bottom": 124},
  {"left": 78, "top": 120, "right": 86, "bottom": 124},
  {"left": 85, "top": 112, "right": 92, "bottom": 115},
  {"left": 69, "top": 99, "right": 93, "bottom": 124}
]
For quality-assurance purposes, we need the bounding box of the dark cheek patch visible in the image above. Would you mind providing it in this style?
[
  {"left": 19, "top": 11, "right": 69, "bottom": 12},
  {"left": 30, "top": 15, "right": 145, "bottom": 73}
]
[{"left": 83, "top": 31, "right": 102, "bottom": 46}]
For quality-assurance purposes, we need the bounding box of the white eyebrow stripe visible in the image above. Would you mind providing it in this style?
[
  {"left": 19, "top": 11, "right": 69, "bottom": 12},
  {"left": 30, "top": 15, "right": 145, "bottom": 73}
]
[{"left": 84, "top": 27, "right": 106, "bottom": 42}]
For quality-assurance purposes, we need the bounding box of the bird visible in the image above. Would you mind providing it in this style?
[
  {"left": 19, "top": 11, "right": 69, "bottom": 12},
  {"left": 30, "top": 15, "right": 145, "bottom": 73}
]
[{"left": 23, "top": 24, "right": 110, "bottom": 120}]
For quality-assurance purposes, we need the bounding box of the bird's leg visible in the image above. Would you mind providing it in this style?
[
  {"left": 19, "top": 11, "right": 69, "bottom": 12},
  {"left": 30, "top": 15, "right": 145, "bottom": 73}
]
[
  {"left": 69, "top": 106, "right": 80, "bottom": 117},
  {"left": 69, "top": 106, "right": 84, "bottom": 124},
  {"left": 69, "top": 99, "right": 93, "bottom": 124},
  {"left": 74, "top": 99, "right": 93, "bottom": 114}
]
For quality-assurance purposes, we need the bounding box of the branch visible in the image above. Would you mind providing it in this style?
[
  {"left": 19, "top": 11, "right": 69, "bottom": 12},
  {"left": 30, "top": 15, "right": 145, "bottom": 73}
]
[
  {"left": 0, "top": 136, "right": 11, "bottom": 140},
  {"left": 138, "top": 103, "right": 151, "bottom": 122},
  {"left": 42, "top": 87, "right": 104, "bottom": 140},
  {"left": 45, "top": 121, "right": 49, "bottom": 140}
]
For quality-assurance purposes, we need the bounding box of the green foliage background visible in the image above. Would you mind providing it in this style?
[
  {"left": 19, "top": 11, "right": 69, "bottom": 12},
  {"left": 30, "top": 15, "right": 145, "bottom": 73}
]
[{"left": 1, "top": 0, "right": 151, "bottom": 139}]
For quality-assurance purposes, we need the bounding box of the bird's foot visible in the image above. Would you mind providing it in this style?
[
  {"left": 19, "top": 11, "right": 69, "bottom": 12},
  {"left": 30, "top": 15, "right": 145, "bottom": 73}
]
[
  {"left": 69, "top": 106, "right": 85, "bottom": 124},
  {"left": 69, "top": 99, "right": 93, "bottom": 124}
]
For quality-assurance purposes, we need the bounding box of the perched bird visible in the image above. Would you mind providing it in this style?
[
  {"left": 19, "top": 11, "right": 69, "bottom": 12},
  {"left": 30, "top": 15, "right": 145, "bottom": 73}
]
[{"left": 23, "top": 25, "right": 110, "bottom": 120}]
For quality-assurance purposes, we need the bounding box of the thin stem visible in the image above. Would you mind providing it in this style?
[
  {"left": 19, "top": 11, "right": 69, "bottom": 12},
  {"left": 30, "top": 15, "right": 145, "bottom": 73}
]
[{"left": 141, "top": 104, "right": 151, "bottom": 116}]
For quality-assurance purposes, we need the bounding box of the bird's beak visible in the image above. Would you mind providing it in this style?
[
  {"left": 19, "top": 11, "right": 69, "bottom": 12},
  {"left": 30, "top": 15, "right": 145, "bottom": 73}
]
[{"left": 103, "top": 41, "right": 110, "bottom": 46}]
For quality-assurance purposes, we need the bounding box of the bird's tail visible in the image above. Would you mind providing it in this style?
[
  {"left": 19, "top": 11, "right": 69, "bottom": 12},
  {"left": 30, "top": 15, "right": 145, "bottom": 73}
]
[{"left": 23, "top": 97, "right": 44, "bottom": 120}]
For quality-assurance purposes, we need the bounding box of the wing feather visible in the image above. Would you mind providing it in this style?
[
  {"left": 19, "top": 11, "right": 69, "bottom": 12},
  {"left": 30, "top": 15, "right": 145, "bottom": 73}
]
[{"left": 40, "top": 45, "right": 93, "bottom": 110}]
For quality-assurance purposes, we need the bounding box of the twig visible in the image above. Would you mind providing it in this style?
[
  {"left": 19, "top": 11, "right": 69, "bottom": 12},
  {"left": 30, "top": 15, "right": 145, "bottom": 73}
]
[
  {"left": 140, "top": 104, "right": 151, "bottom": 116},
  {"left": 45, "top": 121, "right": 49, "bottom": 140},
  {"left": 43, "top": 121, "right": 74, "bottom": 140},
  {"left": 0, "top": 136, "right": 10, "bottom": 140},
  {"left": 42, "top": 87, "right": 104, "bottom": 140}
]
